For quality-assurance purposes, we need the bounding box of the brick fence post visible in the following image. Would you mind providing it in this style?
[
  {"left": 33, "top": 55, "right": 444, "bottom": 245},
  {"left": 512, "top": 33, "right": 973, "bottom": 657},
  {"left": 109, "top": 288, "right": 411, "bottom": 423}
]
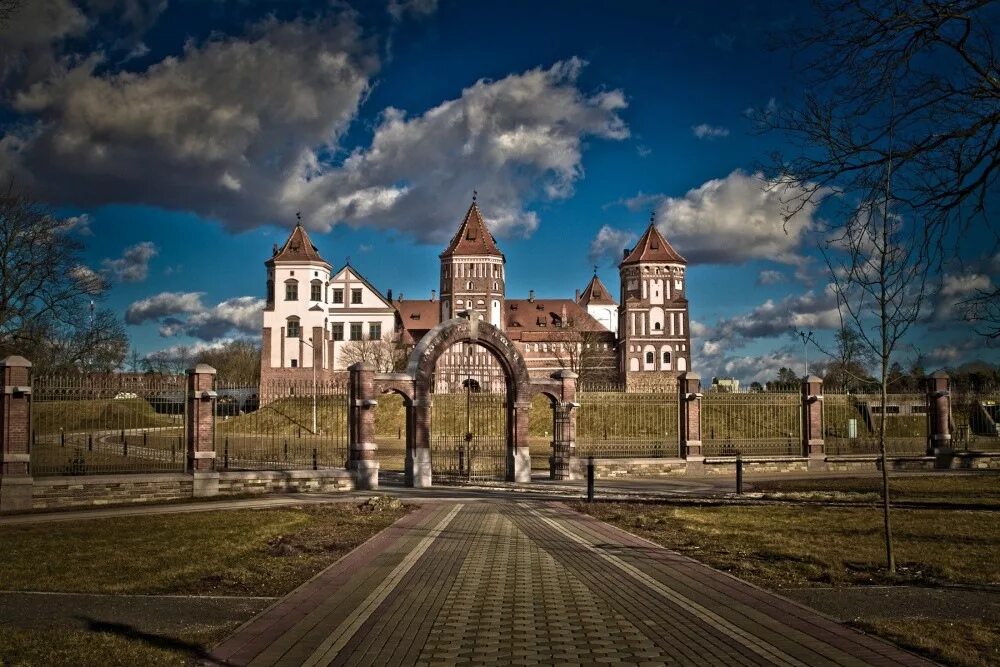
[
  {"left": 802, "top": 375, "right": 825, "bottom": 469},
  {"left": 349, "top": 362, "right": 379, "bottom": 490},
  {"left": 926, "top": 370, "right": 951, "bottom": 456},
  {"left": 550, "top": 370, "right": 578, "bottom": 481},
  {"left": 1, "top": 356, "right": 33, "bottom": 512},
  {"left": 679, "top": 372, "right": 703, "bottom": 474},
  {"left": 186, "top": 363, "right": 218, "bottom": 497}
]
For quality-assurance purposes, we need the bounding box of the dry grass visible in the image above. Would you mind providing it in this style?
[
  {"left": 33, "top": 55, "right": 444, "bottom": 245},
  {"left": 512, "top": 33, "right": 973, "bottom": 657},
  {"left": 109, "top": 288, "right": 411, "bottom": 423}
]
[
  {"left": 32, "top": 399, "right": 177, "bottom": 435},
  {"left": 751, "top": 474, "right": 1000, "bottom": 504},
  {"left": 851, "top": 617, "right": 1000, "bottom": 667},
  {"left": 0, "top": 503, "right": 407, "bottom": 597}
]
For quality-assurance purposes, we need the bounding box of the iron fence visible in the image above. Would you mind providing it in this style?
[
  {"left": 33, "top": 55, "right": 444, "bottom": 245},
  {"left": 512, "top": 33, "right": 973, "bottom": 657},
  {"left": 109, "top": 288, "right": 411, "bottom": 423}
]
[
  {"left": 576, "top": 384, "right": 679, "bottom": 458},
  {"left": 430, "top": 367, "right": 508, "bottom": 482},
  {"left": 701, "top": 388, "right": 801, "bottom": 456},
  {"left": 214, "top": 378, "right": 349, "bottom": 471},
  {"left": 31, "top": 374, "right": 187, "bottom": 476},
  {"left": 823, "top": 391, "right": 928, "bottom": 455},
  {"left": 951, "top": 387, "right": 1000, "bottom": 452}
]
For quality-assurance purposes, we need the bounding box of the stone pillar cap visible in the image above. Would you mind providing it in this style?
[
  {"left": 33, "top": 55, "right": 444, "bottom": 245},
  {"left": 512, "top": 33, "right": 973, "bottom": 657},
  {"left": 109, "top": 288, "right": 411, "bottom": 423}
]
[
  {"left": 186, "top": 363, "right": 216, "bottom": 375},
  {"left": 552, "top": 369, "right": 578, "bottom": 380},
  {"left": 929, "top": 369, "right": 950, "bottom": 379},
  {"left": 349, "top": 361, "right": 376, "bottom": 371},
  {"left": 804, "top": 374, "right": 823, "bottom": 383},
  {"left": 0, "top": 355, "right": 31, "bottom": 368},
  {"left": 681, "top": 371, "right": 701, "bottom": 381}
]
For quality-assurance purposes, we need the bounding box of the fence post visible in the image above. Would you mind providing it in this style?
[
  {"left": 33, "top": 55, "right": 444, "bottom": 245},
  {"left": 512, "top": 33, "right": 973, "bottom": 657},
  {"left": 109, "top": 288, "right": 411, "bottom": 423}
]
[
  {"left": 186, "top": 364, "right": 218, "bottom": 497},
  {"left": 348, "top": 362, "right": 379, "bottom": 490},
  {"left": 802, "top": 375, "right": 825, "bottom": 470},
  {"left": 550, "top": 370, "right": 579, "bottom": 481},
  {"left": 0, "top": 356, "right": 33, "bottom": 512},
  {"left": 679, "top": 372, "right": 704, "bottom": 474},
  {"left": 926, "top": 370, "right": 952, "bottom": 457}
]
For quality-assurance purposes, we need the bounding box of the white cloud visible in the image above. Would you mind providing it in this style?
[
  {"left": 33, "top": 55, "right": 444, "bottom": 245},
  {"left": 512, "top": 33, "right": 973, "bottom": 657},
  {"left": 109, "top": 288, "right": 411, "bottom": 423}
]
[
  {"left": 691, "top": 123, "right": 729, "bottom": 139},
  {"left": 588, "top": 224, "right": 637, "bottom": 266},
  {"left": 59, "top": 213, "right": 93, "bottom": 235},
  {"left": 711, "top": 286, "right": 841, "bottom": 344},
  {"left": 126, "top": 291, "right": 205, "bottom": 324},
  {"left": 756, "top": 269, "right": 786, "bottom": 285},
  {"left": 6, "top": 14, "right": 377, "bottom": 228},
  {"left": 932, "top": 272, "right": 993, "bottom": 322},
  {"left": 652, "top": 169, "right": 827, "bottom": 265},
  {"left": 102, "top": 241, "right": 158, "bottom": 282},
  {"left": 283, "top": 58, "right": 629, "bottom": 242},
  {"left": 387, "top": 0, "right": 439, "bottom": 20}
]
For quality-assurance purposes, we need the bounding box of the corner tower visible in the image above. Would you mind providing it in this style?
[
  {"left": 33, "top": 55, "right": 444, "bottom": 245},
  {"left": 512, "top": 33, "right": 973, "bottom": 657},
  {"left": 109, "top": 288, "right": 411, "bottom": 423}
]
[
  {"left": 439, "top": 197, "right": 506, "bottom": 328},
  {"left": 262, "top": 221, "right": 332, "bottom": 383},
  {"left": 619, "top": 218, "right": 690, "bottom": 388}
]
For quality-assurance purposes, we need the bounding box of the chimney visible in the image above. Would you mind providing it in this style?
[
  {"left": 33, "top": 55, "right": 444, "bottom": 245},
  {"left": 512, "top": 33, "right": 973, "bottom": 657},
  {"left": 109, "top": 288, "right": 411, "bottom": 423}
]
[
  {"left": 387, "top": 288, "right": 393, "bottom": 301},
  {"left": 561, "top": 303, "right": 568, "bottom": 326},
  {"left": 431, "top": 289, "right": 437, "bottom": 302},
  {"left": 575, "top": 288, "right": 580, "bottom": 302},
  {"left": 528, "top": 290, "right": 535, "bottom": 303},
  {"left": 398, "top": 292, "right": 404, "bottom": 302}
]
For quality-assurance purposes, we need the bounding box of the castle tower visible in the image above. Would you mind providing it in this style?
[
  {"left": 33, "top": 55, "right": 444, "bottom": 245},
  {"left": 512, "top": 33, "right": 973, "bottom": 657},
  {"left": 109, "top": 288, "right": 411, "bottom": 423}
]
[
  {"left": 262, "top": 221, "right": 332, "bottom": 382},
  {"left": 618, "top": 219, "right": 690, "bottom": 388},
  {"left": 439, "top": 197, "right": 506, "bottom": 328},
  {"left": 578, "top": 271, "right": 618, "bottom": 335}
]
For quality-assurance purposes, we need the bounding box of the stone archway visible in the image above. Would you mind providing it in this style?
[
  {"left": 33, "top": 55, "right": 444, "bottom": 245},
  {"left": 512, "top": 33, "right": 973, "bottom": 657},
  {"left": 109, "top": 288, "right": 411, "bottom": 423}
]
[{"left": 407, "top": 311, "right": 534, "bottom": 487}]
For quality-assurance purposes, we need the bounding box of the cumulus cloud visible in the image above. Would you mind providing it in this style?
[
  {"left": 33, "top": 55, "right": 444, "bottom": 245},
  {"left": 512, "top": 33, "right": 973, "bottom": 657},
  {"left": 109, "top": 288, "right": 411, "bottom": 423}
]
[
  {"left": 102, "top": 241, "right": 158, "bottom": 282},
  {"left": 931, "top": 271, "right": 994, "bottom": 323},
  {"left": 283, "top": 58, "right": 629, "bottom": 241},
  {"left": 691, "top": 123, "right": 729, "bottom": 139},
  {"left": 126, "top": 292, "right": 264, "bottom": 340},
  {"left": 58, "top": 213, "right": 93, "bottom": 235},
  {"left": 588, "top": 224, "right": 637, "bottom": 266},
  {"left": 704, "top": 348, "right": 803, "bottom": 385},
  {"left": 711, "top": 286, "right": 841, "bottom": 345},
  {"left": 5, "top": 14, "right": 377, "bottom": 229},
  {"left": 756, "top": 269, "right": 786, "bottom": 285},
  {"left": 126, "top": 291, "right": 205, "bottom": 325},
  {"left": 387, "top": 0, "right": 438, "bottom": 20},
  {"left": 640, "top": 169, "right": 826, "bottom": 265}
]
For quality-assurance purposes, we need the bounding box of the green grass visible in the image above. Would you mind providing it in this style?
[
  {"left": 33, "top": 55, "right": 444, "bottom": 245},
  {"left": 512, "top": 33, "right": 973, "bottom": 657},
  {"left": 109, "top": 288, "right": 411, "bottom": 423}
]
[
  {"left": 0, "top": 503, "right": 407, "bottom": 597},
  {"left": 32, "top": 399, "right": 177, "bottom": 435}
]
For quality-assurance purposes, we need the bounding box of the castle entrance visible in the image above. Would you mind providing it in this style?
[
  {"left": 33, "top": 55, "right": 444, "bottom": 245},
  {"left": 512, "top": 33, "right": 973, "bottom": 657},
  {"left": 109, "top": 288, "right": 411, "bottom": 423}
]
[{"left": 429, "top": 344, "right": 509, "bottom": 481}]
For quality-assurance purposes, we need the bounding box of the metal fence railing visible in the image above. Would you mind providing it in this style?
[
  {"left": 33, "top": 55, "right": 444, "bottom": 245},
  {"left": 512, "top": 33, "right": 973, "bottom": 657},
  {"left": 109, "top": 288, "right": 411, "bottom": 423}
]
[
  {"left": 31, "top": 374, "right": 187, "bottom": 476},
  {"left": 576, "top": 384, "right": 679, "bottom": 458},
  {"left": 951, "top": 388, "right": 1000, "bottom": 452},
  {"left": 214, "top": 378, "right": 349, "bottom": 471},
  {"left": 823, "top": 391, "right": 928, "bottom": 455},
  {"left": 701, "top": 388, "right": 801, "bottom": 456}
]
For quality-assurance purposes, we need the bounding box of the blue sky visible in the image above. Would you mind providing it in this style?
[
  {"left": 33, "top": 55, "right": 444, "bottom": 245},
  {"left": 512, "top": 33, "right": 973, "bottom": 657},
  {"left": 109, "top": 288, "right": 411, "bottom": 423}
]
[{"left": 2, "top": 0, "right": 996, "bottom": 382}]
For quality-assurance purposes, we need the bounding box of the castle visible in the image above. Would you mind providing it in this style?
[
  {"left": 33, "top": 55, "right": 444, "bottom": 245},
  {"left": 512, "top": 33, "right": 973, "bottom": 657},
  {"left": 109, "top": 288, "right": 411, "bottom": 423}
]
[{"left": 261, "top": 199, "right": 691, "bottom": 388}]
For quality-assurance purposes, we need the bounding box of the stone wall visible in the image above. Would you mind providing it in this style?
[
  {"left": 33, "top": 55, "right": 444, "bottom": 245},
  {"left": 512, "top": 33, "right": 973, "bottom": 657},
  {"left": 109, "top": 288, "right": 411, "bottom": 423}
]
[
  {"left": 703, "top": 456, "right": 809, "bottom": 476},
  {"left": 28, "top": 469, "right": 354, "bottom": 511},
  {"left": 590, "top": 458, "right": 687, "bottom": 478}
]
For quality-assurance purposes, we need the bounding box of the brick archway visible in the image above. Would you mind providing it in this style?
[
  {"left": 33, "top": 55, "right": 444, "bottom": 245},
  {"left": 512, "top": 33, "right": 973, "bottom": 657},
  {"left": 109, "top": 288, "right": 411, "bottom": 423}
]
[{"left": 406, "top": 312, "right": 534, "bottom": 487}]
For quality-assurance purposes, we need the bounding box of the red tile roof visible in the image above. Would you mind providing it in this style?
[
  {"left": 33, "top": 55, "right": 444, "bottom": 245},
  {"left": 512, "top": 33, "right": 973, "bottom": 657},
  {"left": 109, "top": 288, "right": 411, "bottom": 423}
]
[
  {"left": 504, "top": 299, "right": 609, "bottom": 340},
  {"left": 267, "top": 224, "right": 329, "bottom": 265},
  {"left": 440, "top": 202, "right": 504, "bottom": 258},
  {"left": 395, "top": 299, "right": 441, "bottom": 342},
  {"left": 620, "top": 223, "right": 686, "bottom": 266},
  {"left": 578, "top": 274, "right": 617, "bottom": 306}
]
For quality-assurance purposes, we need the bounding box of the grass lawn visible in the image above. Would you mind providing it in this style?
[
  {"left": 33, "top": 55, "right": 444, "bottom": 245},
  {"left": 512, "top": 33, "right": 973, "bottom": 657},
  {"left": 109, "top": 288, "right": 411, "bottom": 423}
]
[
  {"left": 572, "top": 485, "right": 1000, "bottom": 667},
  {"left": 750, "top": 473, "right": 1000, "bottom": 504},
  {"left": 0, "top": 501, "right": 408, "bottom": 666}
]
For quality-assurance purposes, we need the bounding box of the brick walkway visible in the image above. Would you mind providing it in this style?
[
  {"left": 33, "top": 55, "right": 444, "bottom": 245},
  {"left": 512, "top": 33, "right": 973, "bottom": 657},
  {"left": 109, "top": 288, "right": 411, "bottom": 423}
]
[{"left": 211, "top": 502, "right": 933, "bottom": 666}]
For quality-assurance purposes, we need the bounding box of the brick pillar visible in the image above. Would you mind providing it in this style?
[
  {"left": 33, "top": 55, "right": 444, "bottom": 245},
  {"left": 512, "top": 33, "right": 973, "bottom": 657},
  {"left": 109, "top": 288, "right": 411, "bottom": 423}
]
[
  {"left": 409, "top": 394, "right": 432, "bottom": 487},
  {"left": 1, "top": 356, "right": 33, "bottom": 512},
  {"left": 679, "top": 373, "right": 703, "bottom": 471},
  {"left": 926, "top": 370, "right": 952, "bottom": 455},
  {"left": 801, "top": 375, "right": 825, "bottom": 470},
  {"left": 186, "top": 363, "right": 218, "bottom": 497},
  {"left": 550, "top": 370, "right": 579, "bottom": 481},
  {"left": 510, "top": 399, "right": 532, "bottom": 483},
  {"left": 348, "top": 362, "right": 379, "bottom": 490}
]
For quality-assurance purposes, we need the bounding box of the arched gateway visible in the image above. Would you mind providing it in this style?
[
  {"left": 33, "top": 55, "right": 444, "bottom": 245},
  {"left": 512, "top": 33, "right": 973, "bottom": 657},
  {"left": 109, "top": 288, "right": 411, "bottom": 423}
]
[{"left": 346, "top": 311, "right": 580, "bottom": 489}]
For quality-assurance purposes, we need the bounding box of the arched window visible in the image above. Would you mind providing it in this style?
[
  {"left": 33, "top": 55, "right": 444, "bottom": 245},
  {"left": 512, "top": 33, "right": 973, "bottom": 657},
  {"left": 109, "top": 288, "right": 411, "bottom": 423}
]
[
  {"left": 654, "top": 322, "right": 661, "bottom": 330},
  {"left": 662, "top": 351, "right": 671, "bottom": 364},
  {"left": 467, "top": 281, "right": 474, "bottom": 290},
  {"left": 645, "top": 351, "right": 654, "bottom": 364},
  {"left": 286, "top": 317, "right": 300, "bottom": 337},
  {"left": 284, "top": 280, "right": 298, "bottom": 301}
]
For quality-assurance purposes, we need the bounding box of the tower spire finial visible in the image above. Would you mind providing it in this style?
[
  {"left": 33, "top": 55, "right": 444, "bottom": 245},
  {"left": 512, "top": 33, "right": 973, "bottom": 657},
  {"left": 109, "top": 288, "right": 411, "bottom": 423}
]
[
  {"left": 593, "top": 263, "right": 598, "bottom": 275},
  {"left": 296, "top": 211, "right": 302, "bottom": 226},
  {"left": 649, "top": 211, "right": 655, "bottom": 225},
  {"left": 472, "top": 189, "right": 477, "bottom": 203}
]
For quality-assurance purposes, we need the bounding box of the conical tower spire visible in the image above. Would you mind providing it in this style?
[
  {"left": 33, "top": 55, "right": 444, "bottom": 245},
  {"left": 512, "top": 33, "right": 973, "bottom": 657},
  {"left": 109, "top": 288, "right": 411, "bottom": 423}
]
[{"left": 440, "top": 197, "right": 504, "bottom": 259}]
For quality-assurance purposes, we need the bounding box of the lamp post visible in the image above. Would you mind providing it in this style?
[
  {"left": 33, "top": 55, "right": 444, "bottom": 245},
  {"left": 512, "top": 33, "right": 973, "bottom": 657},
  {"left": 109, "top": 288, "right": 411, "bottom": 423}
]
[
  {"left": 301, "top": 337, "right": 318, "bottom": 434},
  {"left": 797, "top": 330, "right": 815, "bottom": 378}
]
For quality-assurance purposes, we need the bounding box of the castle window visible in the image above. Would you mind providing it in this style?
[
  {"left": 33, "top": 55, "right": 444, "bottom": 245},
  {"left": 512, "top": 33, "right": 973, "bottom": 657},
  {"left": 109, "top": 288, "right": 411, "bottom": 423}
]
[
  {"left": 291, "top": 359, "right": 298, "bottom": 368},
  {"left": 331, "top": 323, "right": 344, "bottom": 340},
  {"left": 332, "top": 288, "right": 344, "bottom": 304},
  {"left": 662, "top": 351, "right": 671, "bottom": 364},
  {"left": 286, "top": 317, "right": 300, "bottom": 337},
  {"left": 645, "top": 351, "right": 654, "bottom": 364},
  {"left": 654, "top": 322, "right": 661, "bottom": 330},
  {"left": 369, "top": 322, "right": 382, "bottom": 340},
  {"left": 349, "top": 322, "right": 363, "bottom": 340},
  {"left": 285, "top": 280, "right": 298, "bottom": 301},
  {"left": 467, "top": 281, "right": 474, "bottom": 290},
  {"left": 310, "top": 280, "right": 322, "bottom": 301},
  {"left": 351, "top": 288, "right": 363, "bottom": 304}
]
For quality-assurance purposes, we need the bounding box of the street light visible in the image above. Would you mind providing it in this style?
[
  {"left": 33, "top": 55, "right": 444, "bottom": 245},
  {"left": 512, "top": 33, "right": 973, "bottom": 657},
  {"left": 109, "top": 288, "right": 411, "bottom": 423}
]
[
  {"left": 301, "top": 336, "right": 318, "bottom": 434},
  {"left": 797, "top": 330, "right": 815, "bottom": 378}
]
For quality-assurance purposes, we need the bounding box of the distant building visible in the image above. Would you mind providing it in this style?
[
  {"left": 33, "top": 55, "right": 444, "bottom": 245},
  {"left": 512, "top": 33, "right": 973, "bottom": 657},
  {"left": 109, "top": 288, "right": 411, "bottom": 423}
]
[{"left": 261, "top": 199, "right": 692, "bottom": 388}]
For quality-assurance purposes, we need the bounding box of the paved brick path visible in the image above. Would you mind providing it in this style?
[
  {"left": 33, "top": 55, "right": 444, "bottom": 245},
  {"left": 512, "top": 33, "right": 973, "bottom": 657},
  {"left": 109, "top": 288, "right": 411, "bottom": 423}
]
[{"left": 211, "top": 502, "right": 933, "bottom": 666}]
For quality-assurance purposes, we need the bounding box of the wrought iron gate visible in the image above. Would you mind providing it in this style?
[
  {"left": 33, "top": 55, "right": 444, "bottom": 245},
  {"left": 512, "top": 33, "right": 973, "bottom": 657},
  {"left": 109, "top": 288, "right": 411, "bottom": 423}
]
[{"left": 430, "top": 344, "right": 508, "bottom": 481}]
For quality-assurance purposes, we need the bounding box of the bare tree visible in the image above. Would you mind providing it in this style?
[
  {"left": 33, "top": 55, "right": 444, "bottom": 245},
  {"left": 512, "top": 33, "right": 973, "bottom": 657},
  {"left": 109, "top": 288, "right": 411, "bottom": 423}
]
[
  {"left": 760, "top": 0, "right": 1000, "bottom": 331},
  {"left": 196, "top": 338, "right": 261, "bottom": 384},
  {"left": 0, "top": 187, "right": 128, "bottom": 372},
  {"left": 339, "top": 332, "right": 406, "bottom": 373},
  {"left": 551, "top": 323, "right": 617, "bottom": 386},
  {"left": 814, "top": 325, "right": 877, "bottom": 389},
  {"left": 143, "top": 346, "right": 195, "bottom": 376}
]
